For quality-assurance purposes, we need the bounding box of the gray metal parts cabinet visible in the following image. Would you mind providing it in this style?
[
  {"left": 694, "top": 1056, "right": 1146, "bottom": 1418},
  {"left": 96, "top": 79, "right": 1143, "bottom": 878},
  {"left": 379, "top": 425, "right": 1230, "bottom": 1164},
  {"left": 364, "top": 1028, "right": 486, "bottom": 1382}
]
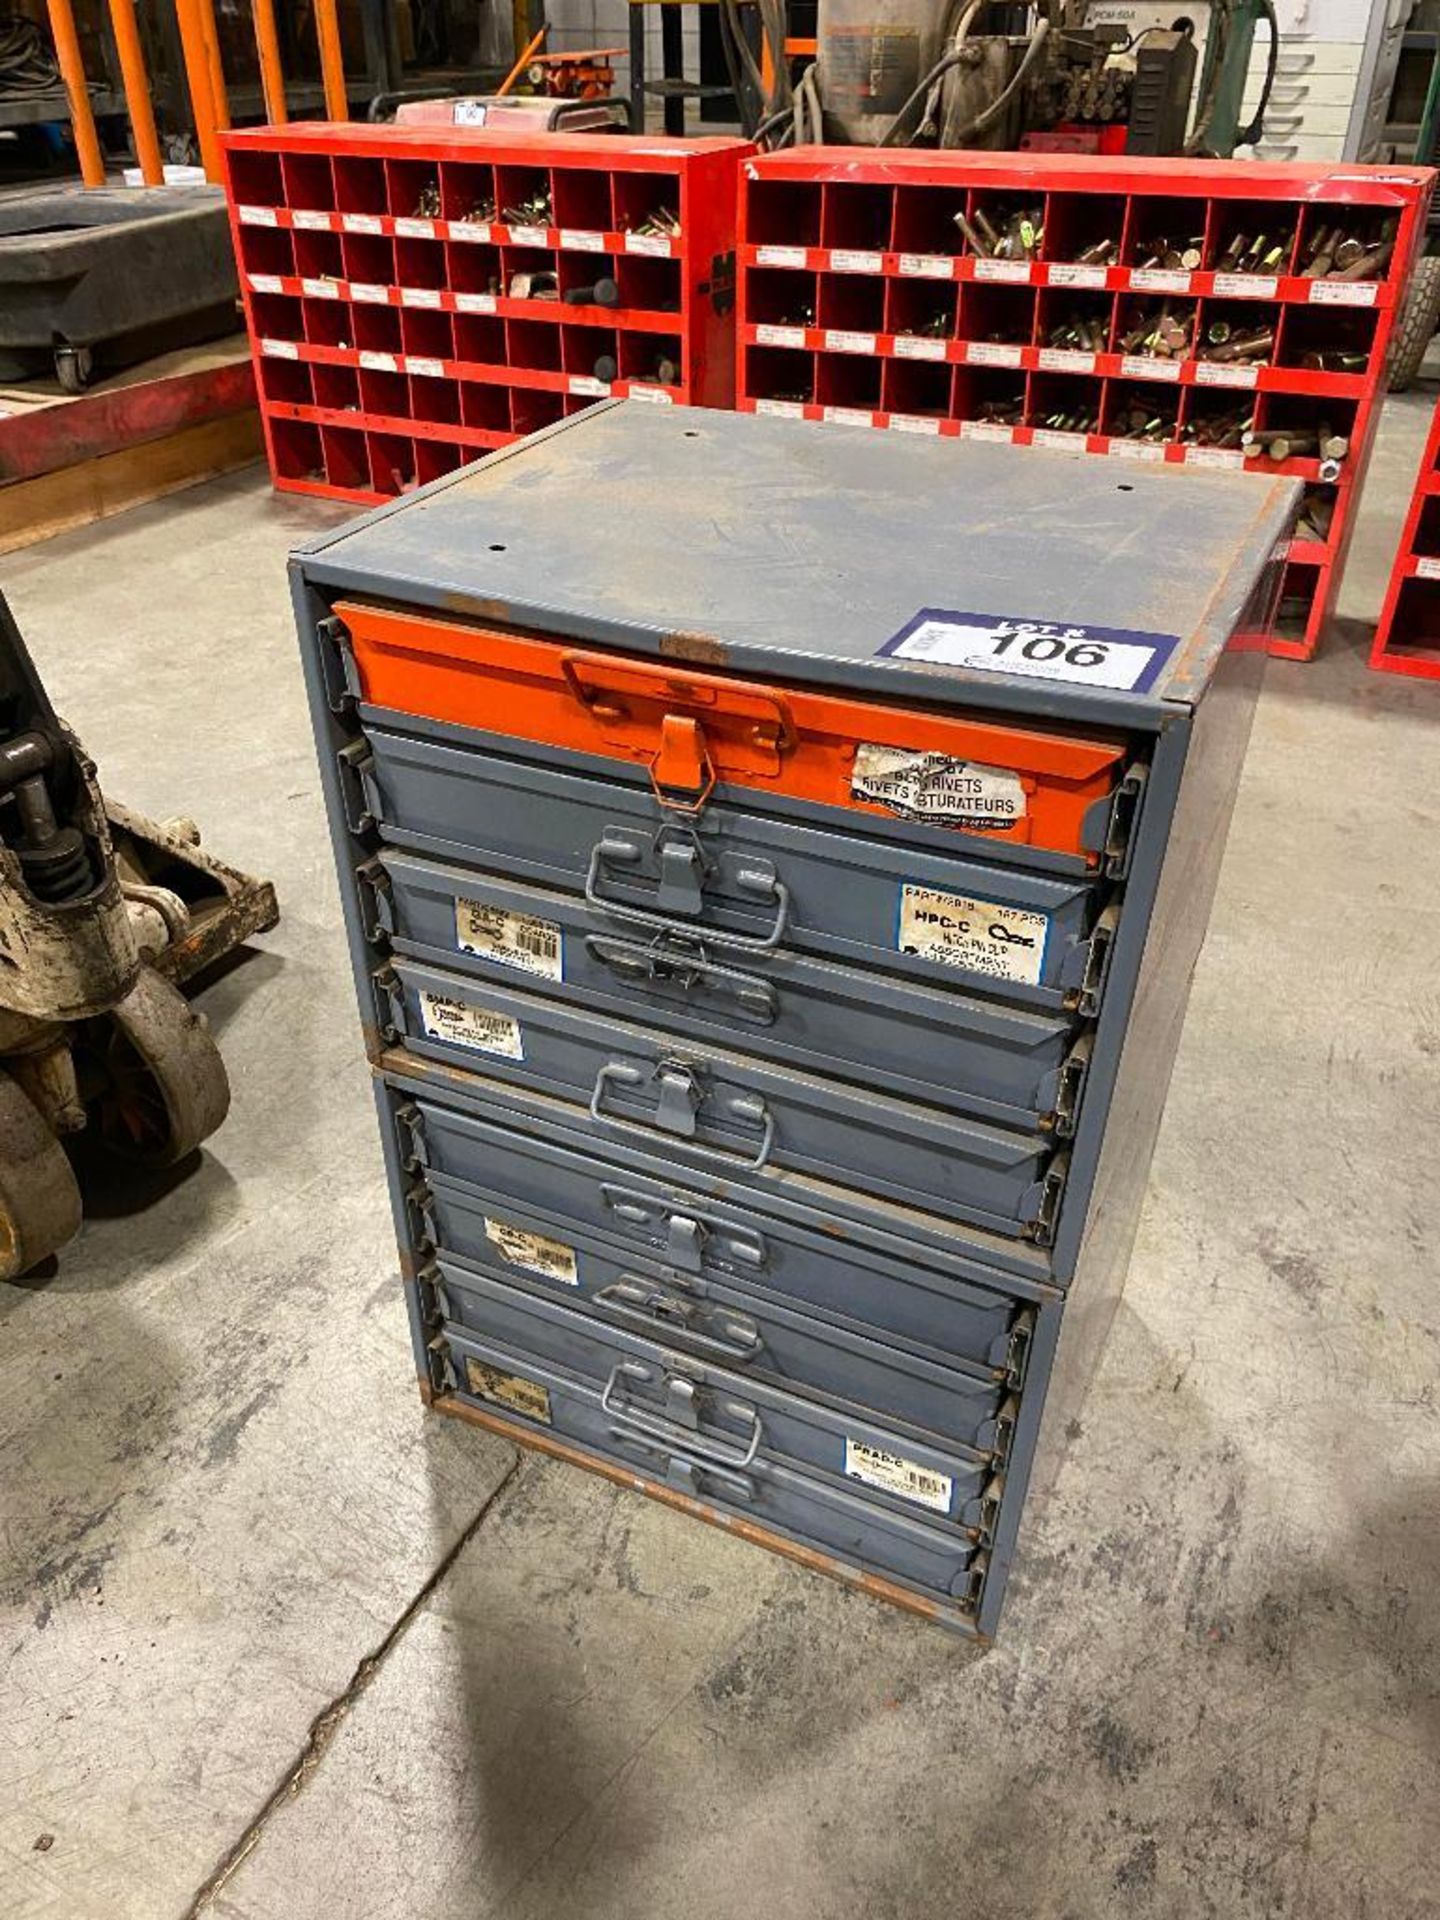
[{"left": 291, "top": 402, "right": 1296, "bottom": 1640}]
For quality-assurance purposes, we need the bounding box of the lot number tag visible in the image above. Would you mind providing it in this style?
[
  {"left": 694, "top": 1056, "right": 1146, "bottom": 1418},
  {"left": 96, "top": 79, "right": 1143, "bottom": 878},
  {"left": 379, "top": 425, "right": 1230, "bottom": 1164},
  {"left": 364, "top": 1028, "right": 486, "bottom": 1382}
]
[{"left": 879, "top": 608, "right": 1178, "bottom": 693}]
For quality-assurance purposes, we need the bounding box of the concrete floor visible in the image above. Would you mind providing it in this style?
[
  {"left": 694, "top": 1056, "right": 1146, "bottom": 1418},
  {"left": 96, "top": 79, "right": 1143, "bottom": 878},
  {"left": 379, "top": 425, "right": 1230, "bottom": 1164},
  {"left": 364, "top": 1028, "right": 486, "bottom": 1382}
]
[{"left": 2, "top": 396, "right": 1438, "bottom": 1920}]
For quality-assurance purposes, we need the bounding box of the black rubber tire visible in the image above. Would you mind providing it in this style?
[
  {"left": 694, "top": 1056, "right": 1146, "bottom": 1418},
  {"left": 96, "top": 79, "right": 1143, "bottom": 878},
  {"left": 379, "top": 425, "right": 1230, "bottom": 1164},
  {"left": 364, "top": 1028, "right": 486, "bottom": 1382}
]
[{"left": 1389, "top": 253, "right": 1440, "bottom": 392}]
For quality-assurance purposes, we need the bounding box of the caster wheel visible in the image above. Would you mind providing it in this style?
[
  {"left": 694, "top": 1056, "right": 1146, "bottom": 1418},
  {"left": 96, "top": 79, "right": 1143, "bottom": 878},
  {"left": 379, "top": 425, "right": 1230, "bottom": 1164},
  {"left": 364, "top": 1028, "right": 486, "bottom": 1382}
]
[
  {"left": 81, "top": 965, "right": 231, "bottom": 1168},
  {"left": 0, "top": 1067, "right": 82, "bottom": 1279},
  {"left": 55, "top": 344, "right": 95, "bottom": 394}
]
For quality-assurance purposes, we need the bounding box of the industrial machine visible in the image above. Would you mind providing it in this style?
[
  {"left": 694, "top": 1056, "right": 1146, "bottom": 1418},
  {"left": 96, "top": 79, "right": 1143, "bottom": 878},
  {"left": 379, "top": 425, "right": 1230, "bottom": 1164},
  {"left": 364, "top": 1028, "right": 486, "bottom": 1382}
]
[
  {"left": 292, "top": 399, "right": 1294, "bottom": 1638},
  {"left": 721, "top": 0, "right": 1278, "bottom": 155},
  {"left": 0, "top": 596, "right": 278, "bottom": 1277}
]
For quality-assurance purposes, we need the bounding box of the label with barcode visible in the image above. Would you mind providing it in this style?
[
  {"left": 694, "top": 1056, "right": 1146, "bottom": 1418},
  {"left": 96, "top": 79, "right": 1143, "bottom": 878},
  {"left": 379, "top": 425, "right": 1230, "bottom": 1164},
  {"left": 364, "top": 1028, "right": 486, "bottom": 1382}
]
[
  {"left": 1309, "top": 280, "right": 1378, "bottom": 307},
  {"left": 1213, "top": 273, "right": 1277, "bottom": 299},
  {"left": 1196, "top": 361, "right": 1258, "bottom": 389},
  {"left": 1047, "top": 263, "right": 1107, "bottom": 289},
  {"left": 897, "top": 884, "right": 1050, "bottom": 987},
  {"left": 455, "top": 898, "right": 563, "bottom": 980},
  {"left": 966, "top": 341, "right": 1023, "bottom": 368},
  {"left": 844, "top": 1438, "right": 953, "bottom": 1514},
  {"left": 484, "top": 1216, "right": 578, "bottom": 1285},
  {"left": 464, "top": 1358, "right": 551, "bottom": 1425},
  {"left": 419, "top": 990, "right": 523, "bottom": 1060},
  {"left": 825, "top": 329, "right": 875, "bottom": 354},
  {"left": 898, "top": 252, "right": 953, "bottom": 279}
]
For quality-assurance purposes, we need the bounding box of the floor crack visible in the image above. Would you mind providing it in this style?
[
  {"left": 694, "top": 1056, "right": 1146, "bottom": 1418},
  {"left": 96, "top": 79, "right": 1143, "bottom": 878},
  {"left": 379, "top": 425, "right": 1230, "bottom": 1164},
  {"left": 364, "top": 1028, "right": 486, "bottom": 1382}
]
[{"left": 179, "top": 1453, "right": 523, "bottom": 1918}]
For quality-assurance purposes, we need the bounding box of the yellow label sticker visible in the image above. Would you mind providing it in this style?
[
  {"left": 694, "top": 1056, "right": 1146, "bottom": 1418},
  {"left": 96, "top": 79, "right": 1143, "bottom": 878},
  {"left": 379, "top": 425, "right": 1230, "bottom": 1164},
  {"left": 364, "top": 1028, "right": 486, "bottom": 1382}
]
[
  {"left": 464, "top": 1358, "right": 552, "bottom": 1425},
  {"left": 454, "top": 898, "right": 562, "bottom": 981},
  {"left": 483, "top": 1216, "right": 578, "bottom": 1286}
]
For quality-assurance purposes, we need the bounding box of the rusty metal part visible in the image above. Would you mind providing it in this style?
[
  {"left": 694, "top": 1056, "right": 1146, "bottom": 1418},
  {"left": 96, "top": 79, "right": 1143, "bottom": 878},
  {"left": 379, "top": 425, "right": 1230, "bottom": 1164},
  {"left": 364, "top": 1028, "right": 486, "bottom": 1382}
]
[
  {"left": 75, "top": 964, "right": 230, "bottom": 1168},
  {"left": 0, "top": 1064, "right": 81, "bottom": 1277}
]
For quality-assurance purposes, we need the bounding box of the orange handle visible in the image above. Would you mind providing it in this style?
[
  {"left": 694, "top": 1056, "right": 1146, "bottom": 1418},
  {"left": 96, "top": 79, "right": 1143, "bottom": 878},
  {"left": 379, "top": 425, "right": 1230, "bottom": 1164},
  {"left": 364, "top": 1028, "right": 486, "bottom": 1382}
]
[{"left": 558, "top": 650, "right": 796, "bottom": 753}]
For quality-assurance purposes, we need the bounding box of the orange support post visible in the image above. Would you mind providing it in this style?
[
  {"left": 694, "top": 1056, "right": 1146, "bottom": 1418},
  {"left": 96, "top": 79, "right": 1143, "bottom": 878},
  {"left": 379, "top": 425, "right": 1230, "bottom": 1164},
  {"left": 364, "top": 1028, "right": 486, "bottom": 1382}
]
[
  {"left": 314, "top": 0, "right": 348, "bottom": 120},
  {"left": 201, "top": 0, "right": 231, "bottom": 130},
  {"left": 44, "top": 0, "right": 106, "bottom": 186},
  {"left": 174, "top": 0, "right": 224, "bottom": 181},
  {"left": 250, "top": 0, "right": 288, "bottom": 124},
  {"left": 107, "top": 0, "right": 165, "bottom": 186}
]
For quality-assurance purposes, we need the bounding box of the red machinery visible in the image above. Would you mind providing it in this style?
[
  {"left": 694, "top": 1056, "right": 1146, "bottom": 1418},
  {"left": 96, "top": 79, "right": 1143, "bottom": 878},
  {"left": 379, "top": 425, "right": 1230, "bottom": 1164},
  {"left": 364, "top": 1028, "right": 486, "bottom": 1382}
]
[{"left": 1370, "top": 397, "right": 1440, "bottom": 681}]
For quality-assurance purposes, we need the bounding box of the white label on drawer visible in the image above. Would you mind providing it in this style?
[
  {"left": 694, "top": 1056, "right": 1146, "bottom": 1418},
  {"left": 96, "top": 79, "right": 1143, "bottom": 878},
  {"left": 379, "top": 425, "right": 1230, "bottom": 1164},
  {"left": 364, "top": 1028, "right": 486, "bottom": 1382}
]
[
  {"left": 897, "top": 885, "right": 1049, "bottom": 987},
  {"left": 1047, "top": 263, "right": 1107, "bottom": 289},
  {"left": 456, "top": 292, "right": 498, "bottom": 313},
  {"left": 569, "top": 375, "right": 609, "bottom": 397},
  {"left": 756, "top": 323, "right": 806, "bottom": 348},
  {"left": 508, "top": 224, "right": 549, "bottom": 248},
  {"left": 822, "top": 406, "right": 874, "bottom": 427},
  {"left": 301, "top": 277, "right": 339, "bottom": 299},
  {"left": 1196, "top": 360, "right": 1259, "bottom": 389},
  {"left": 561, "top": 229, "right": 605, "bottom": 252},
  {"left": 825, "top": 329, "right": 876, "bottom": 355},
  {"left": 420, "top": 991, "right": 523, "bottom": 1058},
  {"left": 626, "top": 385, "right": 673, "bottom": 404},
  {"left": 394, "top": 216, "right": 437, "bottom": 239},
  {"left": 342, "top": 212, "right": 383, "bottom": 234},
  {"left": 959, "top": 420, "right": 1013, "bottom": 443},
  {"left": 1212, "top": 272, "right": 1278, "bottom": 299},
  {"left": 830, "top": 249, "right": 882, "bottom": 274},
  {"left": 407, "top": 357, "right": 446, "bottom": 379},
  {"left": 895, "top": 334, "right": 947, "bottom": 361},
  {"left": 625, "top": 232, "right": 672, "bottom": 257},
  {"left": 973, "top": 258, "right": 1030, "bottom": 283},
  {"left": 464, "top": 1358, "right": 552, "bottom": 1424},
  {"left": 1038, "top": 347, "right": 1095, "bottom": 373},
  {"left": 1187, "top": 445, "right": 1244, "bottom": 470},
  {"left": 359, "top": 349, "right": 397, "bottom": 372},
  {"left": 853, "top": 745, "right": 1024, "bottom": 830},
  {"left": 888, "top": 413, "right": 942, "bottom": 435},
  {"left": 1131, "top": 268, "right": 1190, "bottom": 293},
  {"left": 1110, "top": 437, "right": 1167, "bottom": 462},
  {"left": 1121, "top": 355, "right": 1180, "bottom": 381},
  {"left": 351, "top": 283, "right": 388, "bottom": 304},
  {"left": 965, "top": 341, "right": 1023, "bottom": 368},
  {"left": 898, "top": 252, "right": 953, "bottom": 279},
  {"left": 248, "top": 273, "right": 283, "bottom": 294},
  {"left": 238, "top": 204, "right": 277, "bottom": 226},
  {"left": 844, "top": 1438, "right": 953, "bottom": 1514},
  {"left": 455, "top": 898, "right": 562, "bottom": 978},
  {"left": 260, "top": 338, "right": 299, "bottom": 359},
  {"left": 1416, "top": 556, "right": 1440, "bottom": 580},
  {"left": 401, "top": 286, "right": 443, "bottom": 308},
  {"left": 1033, "top": 428, "right": 1090, "bottom": 451},
  {"left": 755, "top": 244, "right": 806, "bottom": 268},
  {"left": 1309, "top": 279, "right": 1378, "bottom": 306},
  {"left": 755, "top": 398, "right": 804, "bottom": 417},
  {"left": 484, "top": 1216, "right": 578, "bottom": 1285}
]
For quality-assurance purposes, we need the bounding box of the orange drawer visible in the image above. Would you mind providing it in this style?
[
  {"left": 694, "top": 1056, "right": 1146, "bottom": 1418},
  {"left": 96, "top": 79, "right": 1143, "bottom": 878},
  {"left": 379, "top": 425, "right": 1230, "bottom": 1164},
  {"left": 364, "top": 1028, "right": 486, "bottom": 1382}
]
[{"left": 336, "top": 601, "right": 1131, "bottom": 866}]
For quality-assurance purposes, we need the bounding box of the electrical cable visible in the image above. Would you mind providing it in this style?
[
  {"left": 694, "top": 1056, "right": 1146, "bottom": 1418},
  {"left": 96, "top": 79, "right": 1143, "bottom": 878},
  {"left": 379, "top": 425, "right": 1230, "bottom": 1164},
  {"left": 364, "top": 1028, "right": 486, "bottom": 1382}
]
[
  {"left": 1234, "top": 0, "right": 1279, "bottom": 148},
  {"left": 0, "top": 13, "right": 85, "bottom": 101},
  {"left": 874, "top": 0, "right": 983, "bottom": 148},
  {"left": 932, "top": 13, "right": 1051, "bottom": 145}
]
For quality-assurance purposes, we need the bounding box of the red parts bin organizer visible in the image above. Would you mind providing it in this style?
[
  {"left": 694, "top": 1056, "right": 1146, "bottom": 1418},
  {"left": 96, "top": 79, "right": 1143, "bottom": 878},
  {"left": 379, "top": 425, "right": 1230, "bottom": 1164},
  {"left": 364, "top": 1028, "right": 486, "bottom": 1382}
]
[
  {"left": 222, "top": 123, "right": 751, "bottom": 509},
  {"left": 1370, "top": 397, "right": 1440, "bottom": 681},
  {"left": 736, "top": 149, "right": 1434, "bottom": 662}
]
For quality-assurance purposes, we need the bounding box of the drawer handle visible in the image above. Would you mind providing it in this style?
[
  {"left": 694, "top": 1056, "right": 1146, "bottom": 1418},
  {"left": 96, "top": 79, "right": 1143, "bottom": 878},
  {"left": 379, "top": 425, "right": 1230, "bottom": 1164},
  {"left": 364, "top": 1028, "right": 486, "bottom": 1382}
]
[
  {"left": 602, "top": 1358, "right": 763, "bottom": 1468},
  {"left": 606, "top": 1424, "right": 757, "bottom": 1504},
  {"left": 585, "top": 933, "right": 779, "bottom": 1024},
  {"left": 590, "top": 1061, "right": 777, "bottom": 1170},
  {"left": 585, "top": 832, "right": 792, "bottom": 952},
  {"left": 595, "top": 1277, "right": 763, "bottom": 1362},
  {"left": 599, "top": 1183, "right": 768, "bottom": 1274}
]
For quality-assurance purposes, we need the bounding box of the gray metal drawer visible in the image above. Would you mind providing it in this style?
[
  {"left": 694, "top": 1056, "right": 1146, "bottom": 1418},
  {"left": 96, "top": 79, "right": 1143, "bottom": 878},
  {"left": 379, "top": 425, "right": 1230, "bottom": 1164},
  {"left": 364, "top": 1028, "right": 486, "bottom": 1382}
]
[
  {"left": 377, "top": 955, "right": 1063, "bottom": 1240},
  {"left": 425, "top": 1255, "right": 1001, "bottom": 1535},
  {"left": 363, "top": 848, "right": 1088, "bottom": 1131},
  {"left": 424, "top": 1177, "right": 1020, "bottom": 1454},
  {"left": 344, "top": 723, "right": 1113, "bottom": 1014},
  {"left": 394, "top": 1089, "right": 1047, "bottom": 1356},
  {"left": 434, "top": 1323, "right": 985, "bottom": 1609}
]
